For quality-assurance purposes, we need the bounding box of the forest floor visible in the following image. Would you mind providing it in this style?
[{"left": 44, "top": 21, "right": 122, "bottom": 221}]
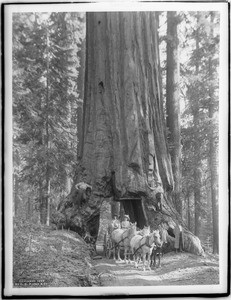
[
  {"left": 93, "top": 252, "right": 219, "bottom": 287},
  {"left": 13, "top": 223, "right": 219, "bottom": 289}
]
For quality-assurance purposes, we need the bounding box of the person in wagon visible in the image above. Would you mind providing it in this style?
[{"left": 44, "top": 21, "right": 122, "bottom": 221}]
[
  {"left": 121, "top": 215, "right": 131, "bottom": 229},
  {"left": 111, "top": 214, "right": 121, "bottom": 230}
]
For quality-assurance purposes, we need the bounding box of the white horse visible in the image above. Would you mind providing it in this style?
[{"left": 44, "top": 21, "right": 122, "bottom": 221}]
[
  {"left": 133, "top": 226, "right": 150, "bottom": 264},
  {"left": 123, "top": 223, "right": 137, "bottom": 263},
  {"left": 111, "top": 222, "right": 136, "bottom": 261},
  {"left": 137, "top": 226, "right": 150, "bottom": 236},
  {"left": 130, "top": 230, "right": 162, "bottom": 271}
]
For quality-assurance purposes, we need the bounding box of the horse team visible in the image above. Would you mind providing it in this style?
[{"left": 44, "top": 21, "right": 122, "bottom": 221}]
[{"left": 109, "top": 221, "right": 164, "bottom": 271}]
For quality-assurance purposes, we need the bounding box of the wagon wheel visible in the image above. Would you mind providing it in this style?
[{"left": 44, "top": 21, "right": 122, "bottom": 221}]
[
  {"left": 103, "top": 233, "right": 108, "bottom": 257},
  {"left": 104, "top": 232, "right": 113, "bottom": 259},
  {"left": 106, "top": 237, "right": 113, "bottom": 259}
]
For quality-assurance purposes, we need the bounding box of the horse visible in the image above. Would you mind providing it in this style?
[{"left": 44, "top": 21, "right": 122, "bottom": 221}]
[
  {"left": 130, "top": 230, "right": 162, "bottom": 271},
  {"left": 137, "top": 226, "right": 150, "bottom": 236},
  {"left": 110, "top": 222, "right": 136, "bottom": 261},
  {"left": 123, "top": 223, "right": 137, "bottom": 263},
  {"left": 131, "top": 225, "right": 151, "bottom": 265},
  {"left": 150, "top": 243, "right": 163, "bottom": 268},
  {"left": 150, "top": 226, "right": 168, "bottom": 268}
]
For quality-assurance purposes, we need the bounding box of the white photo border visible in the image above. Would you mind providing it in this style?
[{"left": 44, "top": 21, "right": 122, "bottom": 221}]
[{"left": 4, "top": 1, "right": 229, "bottom": 297}]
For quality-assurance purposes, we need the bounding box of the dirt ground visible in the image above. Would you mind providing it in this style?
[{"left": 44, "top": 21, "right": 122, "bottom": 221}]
[
  {"left": 92, "top": 252, "right": 219, "bottom": 286},
  {"left": 13, "top": 223, "right": 219, "bottom": 288}
]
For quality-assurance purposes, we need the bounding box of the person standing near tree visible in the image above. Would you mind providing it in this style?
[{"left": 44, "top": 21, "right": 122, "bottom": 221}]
[
  {"left": 174, "top": 221, "right": 184, "bottom": 253},
  {"left": 146, "top": 179, "right": 163, "bottom": 212},
  {"left": 72, "top": 182, "right": 92, "bottom": 209}
]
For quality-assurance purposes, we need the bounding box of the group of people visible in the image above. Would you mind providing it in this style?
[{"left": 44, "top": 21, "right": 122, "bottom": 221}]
[{"left": 111, "top": 214, "right": 131, "bottom": 230}]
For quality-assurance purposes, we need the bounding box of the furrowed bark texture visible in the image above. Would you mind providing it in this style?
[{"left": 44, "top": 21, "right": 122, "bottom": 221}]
[
  {"left": 193, "top": 13, "right": 202, "bottom": 238},
  {"left": 54, "top": 12, "right": 203, "bottom": 255},
  {"left": 208, "top": 12, "right": 219, "bottom": 254},
  {"left": 82, "top": 12, "right": 173, "bottom": 193},
  {"left": 166, "top": 11, "right": 182, "bottom": 215}
]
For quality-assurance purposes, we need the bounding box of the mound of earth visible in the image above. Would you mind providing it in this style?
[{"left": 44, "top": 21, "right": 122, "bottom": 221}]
[{"left": 13, "top": 220, "right": 99, "bottom": 287}]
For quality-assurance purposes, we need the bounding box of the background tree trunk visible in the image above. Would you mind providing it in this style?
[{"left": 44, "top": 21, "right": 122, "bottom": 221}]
[
  {"left": 208, "top": 12, "right": 219, "bottom": 254},
  {"left": 187, "top": 194, "right": 191, "bottom": 231},
  {"left": 209, "top": 100, "right": 219, "bottom": 255},
  {"left": 39, "top": 182, "right": 47, "bottom": 224},
  {"left": 194, "top": 168, "right": 201, "bottom": 237},
  {"left": 192, "top": 12, "right": 202, "bottom": 238},
  {"left": 166, "top": 11, "right": 182, "bottom": 215},
  {"left": 55, "top": 12, "right": 204, "bottom": 256},
  {"left": 13, "top": 148, "right": 20, "bottom": 217},
  {"left": 44, "top": 23, "right": 50, "bottom": 225},
  {"left": 77, "top": 38, "right": 86, "bottom": 159}
]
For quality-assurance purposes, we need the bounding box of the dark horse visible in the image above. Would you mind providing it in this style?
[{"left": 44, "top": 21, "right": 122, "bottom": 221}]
[
  {"left": 150, "top": 244, "right": 163, "bottom": 268},
  {"left": 150, "top": 226, "right": 167, "bottom": 268}
]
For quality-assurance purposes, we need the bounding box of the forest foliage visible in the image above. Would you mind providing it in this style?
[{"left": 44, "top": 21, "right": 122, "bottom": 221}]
[
  {"left": 13, "top": 12, "right": 85, "bottom": 223},
  {"left": 158, "top": 11, "right": 219, "bottom": 251},
  {"left": 13, "top": 11, "right": 219, "bottom": 252}
]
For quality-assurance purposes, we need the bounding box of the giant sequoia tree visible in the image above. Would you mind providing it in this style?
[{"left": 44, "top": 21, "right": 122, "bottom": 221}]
[{"left": 56, "top": 12, "right": 204, "bottom": 255}]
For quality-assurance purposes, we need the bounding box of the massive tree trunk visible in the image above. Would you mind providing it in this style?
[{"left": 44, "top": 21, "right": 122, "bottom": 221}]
[
  {"left": 82, "top": 12, "right": 173, "bottom": 194},
  {"left": 54, "top": 12, "right": 204, "bottom": 256},
  {"left": 166, "top": 11, "right": 182, "bottom": 215}
]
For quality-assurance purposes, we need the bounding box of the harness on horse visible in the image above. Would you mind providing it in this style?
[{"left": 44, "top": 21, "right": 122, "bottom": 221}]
[
  {"left": 118, "top": 229, "right": 130, "bottom": 244},
  {"left": 133, "top": 235, "right": 154, "bottom": 255},
  {"left": 108, "top": 228, "right": 131, "bottom": 251}
]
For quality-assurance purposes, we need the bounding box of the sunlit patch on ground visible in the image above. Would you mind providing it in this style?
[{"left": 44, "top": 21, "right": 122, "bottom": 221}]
[
  {"left": 94, "top": 263, "right": 119, "bottom": 268},
  {"left": 93, "top": 252, "right": 219, "bottom": 286}
]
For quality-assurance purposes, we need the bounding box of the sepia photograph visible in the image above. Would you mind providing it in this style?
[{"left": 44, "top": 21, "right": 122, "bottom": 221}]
[{"left": 4, "top": 1, "right": 229, "bottom": 297}]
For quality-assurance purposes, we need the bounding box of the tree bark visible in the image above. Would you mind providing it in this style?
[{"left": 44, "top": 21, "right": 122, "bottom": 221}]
[
  {"left": 39, "top": 181, "right": 47, "bottom": 224},
  {"left": 13, "top": 148, "right": 20, "bottom": 217},
  {"left": 82, "top": 12, "right": 173, "bottom": 192},
  {"left": 77, "top": 38, "right": 86, "bottom": 159},
  {"left": 208, "top": 12, "right": 219, "bottom": 254},
  {"left": 209, "top": 104, "right": 219, "bottom": 254},
  {"left": 194, "top": 168, "right": 201, "bottom": 237},
  {"left": 40, "top": 23, "right": 50, "bottom": 225},
  {"left": 187, "top": 194, "right": 191, "bottom": 231},
  {"left": 26, "top": 198, "right": 32, "bottom": 220},
  {"left": 193, "top": 12, "right": 202, "bottom": 238},
  {"left": 45, "top": 26, "right": 50, "bottom": 226},
  {"left": 166, "top": 11, "right": 182, "bottom": 215},
  {"left": 54, "top": 12, "right": 204, "bottom": 255}
]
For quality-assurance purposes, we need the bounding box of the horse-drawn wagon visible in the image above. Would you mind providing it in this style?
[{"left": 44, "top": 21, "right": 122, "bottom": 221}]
[{"left": 95, "top": 196, "right": 166, "bottom": 269}]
